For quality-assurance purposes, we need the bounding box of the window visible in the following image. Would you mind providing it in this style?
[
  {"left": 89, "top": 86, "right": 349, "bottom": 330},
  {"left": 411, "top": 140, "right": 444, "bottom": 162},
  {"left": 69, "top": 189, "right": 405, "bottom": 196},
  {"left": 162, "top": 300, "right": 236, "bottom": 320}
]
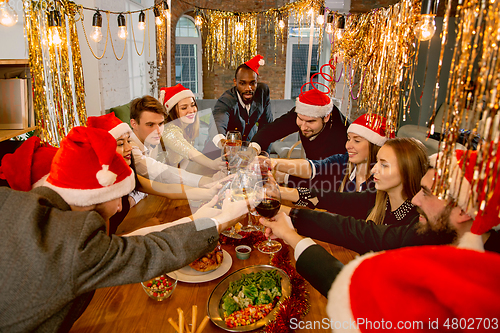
[
  {"left": 175, "top": 16, "right": 203, "bottom": 98},
  {"left": 284, "top": 19, "right": 320, "bottom": 99}
]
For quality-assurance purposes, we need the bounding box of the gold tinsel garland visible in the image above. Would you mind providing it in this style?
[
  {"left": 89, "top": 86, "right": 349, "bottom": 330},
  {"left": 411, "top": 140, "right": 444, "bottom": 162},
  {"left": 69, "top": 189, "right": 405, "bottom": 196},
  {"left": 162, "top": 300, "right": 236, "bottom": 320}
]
[
  {"left": 202, "top": 0, "right": 324, "bottom": 70},
  {"left": 330, "top": 0, "right": 421, "bottom": 134},
  {"left": 432, "top": 0, "right": 500, "bottom": 215},
  {"left": 23, "top": 0, "right": 87, "bottom": 146}
]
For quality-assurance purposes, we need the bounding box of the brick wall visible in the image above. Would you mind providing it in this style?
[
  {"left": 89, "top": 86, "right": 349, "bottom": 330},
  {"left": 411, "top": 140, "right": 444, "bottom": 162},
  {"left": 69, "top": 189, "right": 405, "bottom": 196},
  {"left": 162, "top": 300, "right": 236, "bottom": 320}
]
[{"left": 160, "top": 0, "right": 287, "bottom": 100}]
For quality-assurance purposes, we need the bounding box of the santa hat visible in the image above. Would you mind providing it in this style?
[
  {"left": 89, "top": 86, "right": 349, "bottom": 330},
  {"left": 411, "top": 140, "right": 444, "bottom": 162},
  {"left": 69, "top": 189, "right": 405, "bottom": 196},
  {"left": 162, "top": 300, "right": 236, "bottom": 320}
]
[
  {"left": 295, "top": 88, "right": 334, "bottom": 118},
  {"left": 347, "top": 114, "right": 395, "bottom": 146},
  {"left": 87, "top": 113, "right": 131, "bottom": 140},
  {"left": 429, "top": 147, "right": 500, "bottom": 251},
  {"left": 44, "top": 127, "right": 135, "bottom": 207},
  {"left": 158, "top": 84, "right": 195, "bottom": 113},
  {"left": 244, "top": 54, "right": 265, "bottom": 75},
  {"left": 0, "top": 136, "right": 58, "bottom": 191},
  {"left": 327, "top": 246, "right": 500, "bottom": 332}
]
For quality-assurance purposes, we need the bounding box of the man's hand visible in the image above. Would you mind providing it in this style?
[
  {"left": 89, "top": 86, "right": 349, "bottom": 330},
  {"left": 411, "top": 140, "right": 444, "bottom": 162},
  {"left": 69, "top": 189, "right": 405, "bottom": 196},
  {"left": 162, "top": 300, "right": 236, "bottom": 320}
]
[{"left": 259, "top": 212, "right": 303, "bottom": 248}]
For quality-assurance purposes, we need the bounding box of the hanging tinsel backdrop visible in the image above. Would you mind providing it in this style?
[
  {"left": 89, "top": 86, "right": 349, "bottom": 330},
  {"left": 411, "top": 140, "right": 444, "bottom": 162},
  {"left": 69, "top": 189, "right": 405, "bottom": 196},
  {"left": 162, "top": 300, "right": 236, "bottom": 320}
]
[
  {"left": 431, "top": 0, "right": 500, "bottom": 216},
  {"left": 200, "top": 0, "right": 324, "bottom": 71},
  {"left": 23, "top": 0, "right": 87, "bottom": 146},
  {"left": 324, "top": 0, "right": 421, "bottom": 134}
]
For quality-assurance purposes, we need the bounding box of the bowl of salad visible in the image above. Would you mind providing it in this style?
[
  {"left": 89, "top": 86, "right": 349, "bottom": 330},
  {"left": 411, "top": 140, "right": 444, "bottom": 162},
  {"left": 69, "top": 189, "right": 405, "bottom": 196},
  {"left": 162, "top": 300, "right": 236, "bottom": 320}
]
[{"left": 207, "top": 265, "right": 291, "bottom": 332}]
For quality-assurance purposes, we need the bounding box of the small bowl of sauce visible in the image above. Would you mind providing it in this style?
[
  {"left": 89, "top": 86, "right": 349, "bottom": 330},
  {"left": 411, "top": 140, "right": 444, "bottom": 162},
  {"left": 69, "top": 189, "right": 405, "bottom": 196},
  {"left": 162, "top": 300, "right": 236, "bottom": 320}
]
[{"left": 235, "top": 245, "right": 252, "bottom": 260}]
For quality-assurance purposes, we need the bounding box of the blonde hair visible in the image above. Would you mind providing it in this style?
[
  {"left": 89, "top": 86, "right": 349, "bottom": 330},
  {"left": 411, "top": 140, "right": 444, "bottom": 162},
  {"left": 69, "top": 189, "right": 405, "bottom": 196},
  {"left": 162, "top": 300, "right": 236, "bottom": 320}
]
[
  {"left": 165, "top": 97, "right": 200, "bottom": 141},
  {"left": 339, "top": 141, "right": 380, "bottom": 192},
  {"left": 366, "top": 137, "right": 428, "bottom": 225}
]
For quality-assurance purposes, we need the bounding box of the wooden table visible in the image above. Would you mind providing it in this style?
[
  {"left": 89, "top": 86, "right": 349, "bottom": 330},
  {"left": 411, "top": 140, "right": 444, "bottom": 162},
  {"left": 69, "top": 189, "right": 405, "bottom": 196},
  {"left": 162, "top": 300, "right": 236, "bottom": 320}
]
[{"left": 70, "top": 195, "right": 357, "bottom": 333}]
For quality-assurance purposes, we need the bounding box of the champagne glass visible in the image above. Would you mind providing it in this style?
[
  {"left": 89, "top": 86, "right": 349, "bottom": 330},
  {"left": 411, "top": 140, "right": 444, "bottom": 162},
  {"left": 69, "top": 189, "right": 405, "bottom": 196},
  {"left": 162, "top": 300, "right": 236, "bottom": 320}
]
[
  {"left": 221, "top": 131, "right": 241, "bottom": 175},
  {"left": 255, "top": 179, "right": 282, "bottom": 254},
  {"left": 221, "top": 131, "right": 242, "bottom": 175},
  {"left": 221, "top": 170, "right": 257, "bottom": 239}
]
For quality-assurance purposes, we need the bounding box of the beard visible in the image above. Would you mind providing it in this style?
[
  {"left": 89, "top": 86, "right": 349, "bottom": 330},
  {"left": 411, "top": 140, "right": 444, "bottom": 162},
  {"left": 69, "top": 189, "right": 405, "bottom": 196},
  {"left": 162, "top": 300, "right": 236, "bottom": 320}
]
[{"left": 415, "top": 205, "right": 458, "bottom": 245}]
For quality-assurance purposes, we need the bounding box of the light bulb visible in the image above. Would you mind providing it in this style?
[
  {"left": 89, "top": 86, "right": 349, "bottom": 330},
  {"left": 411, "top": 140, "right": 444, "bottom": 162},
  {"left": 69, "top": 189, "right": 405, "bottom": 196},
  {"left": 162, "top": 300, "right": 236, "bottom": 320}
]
[
  {"left": 316, "top": 14, "right": 324, "bottom": 25},
  {"left": 0, "top": 0, "right": 18, "bottom": 27},
  {"left": 195, "top": 15, "right": 203, "bottom": 27},
  {"left": 414, "top": 14, "right": 436, "bottom": 41},
  {"left": 335, "top": 28, "right": 344, "bottom": 41},
  {"left": 326, "top": 23, "right": 333, "bottom": 34},
  {"left": 138, "top": 11, "right": 145, "bottom": 30},
  {"left": 154, "top": 7, "right": 163, "bottom": 25},
  {"left": 235, "top": 21, "right": 244, "bottom": 32},
  {"left": 163, "top": 1, "right": 170, "bottom": 20},
  {"left": 308, "top": 8, "right": 314, "bottom": 16},
  {"left": 278, "top": 19, "right": 285, "bottom": 29},
  {"left": 118, "top": 26, "right": 128, "bottom": 39},
  {"left": 325, "top": 13, "right": 334, "bottom": 34},
  {"left": 90, "top": 26, "right": 102, "bottom": 42},
  {"left": 117, "top": 14, "right": 127, "bottom": 40},
  {"left": 49, "top": 27, "right": 62, "bottom": 45},
  {"left": 90, "top": 11, "right": 102, "bottom": 42}
]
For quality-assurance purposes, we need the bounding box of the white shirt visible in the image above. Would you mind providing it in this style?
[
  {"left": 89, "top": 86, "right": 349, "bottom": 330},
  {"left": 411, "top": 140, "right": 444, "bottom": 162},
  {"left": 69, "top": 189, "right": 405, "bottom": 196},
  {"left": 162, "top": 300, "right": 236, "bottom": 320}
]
[{"left": 129, "top": 132, "right": 202, "bottom": 188}]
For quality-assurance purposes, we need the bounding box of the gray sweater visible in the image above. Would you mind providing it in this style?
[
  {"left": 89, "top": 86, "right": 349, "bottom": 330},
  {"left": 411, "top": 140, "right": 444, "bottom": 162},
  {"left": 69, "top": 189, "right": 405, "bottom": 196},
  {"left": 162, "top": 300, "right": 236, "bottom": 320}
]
[{"left": 0, "top": 186, "right": 219, "bottom": 332}]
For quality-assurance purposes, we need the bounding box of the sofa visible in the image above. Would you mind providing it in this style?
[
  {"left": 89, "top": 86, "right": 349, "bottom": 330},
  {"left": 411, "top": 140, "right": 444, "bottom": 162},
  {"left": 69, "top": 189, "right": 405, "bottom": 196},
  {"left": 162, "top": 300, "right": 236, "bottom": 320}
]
[
  {"left": 107, "top": 99, "right": 301, "bottom": 158},
  {"left": 397, "top": 103, "right": 466, "bottom": 155}
]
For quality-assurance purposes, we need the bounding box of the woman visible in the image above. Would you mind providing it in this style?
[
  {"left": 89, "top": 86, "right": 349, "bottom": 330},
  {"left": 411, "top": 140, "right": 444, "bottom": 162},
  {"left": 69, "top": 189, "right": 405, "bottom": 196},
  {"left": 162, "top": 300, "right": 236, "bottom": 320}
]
[
  {"left": 158, "top": 84, "right": 225, "bottom": 171},
  {"left": 273, "top": 114, "right": 390, "bottom": 193},
  {"left": 87, "top": 113, "right": 220, "bottom": 234},
  {"left": 281, "top": 137, "right": 428, "bottom": 226}
]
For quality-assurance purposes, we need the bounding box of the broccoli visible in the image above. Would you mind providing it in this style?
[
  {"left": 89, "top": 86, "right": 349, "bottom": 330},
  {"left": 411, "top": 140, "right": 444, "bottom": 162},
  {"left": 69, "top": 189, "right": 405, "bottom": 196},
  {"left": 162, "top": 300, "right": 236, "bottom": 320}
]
[
  {"left": 259, "top": 276, "right": 276, "bottom": 290},
  {"left": 242, "top": 285, "right": 259, "bottom": 300},
  {"left": 222, "top": 296, "right": 240, "bottom": 316},
  {"left": 255, "top": 291, "right": 273, "bottom": 305}
]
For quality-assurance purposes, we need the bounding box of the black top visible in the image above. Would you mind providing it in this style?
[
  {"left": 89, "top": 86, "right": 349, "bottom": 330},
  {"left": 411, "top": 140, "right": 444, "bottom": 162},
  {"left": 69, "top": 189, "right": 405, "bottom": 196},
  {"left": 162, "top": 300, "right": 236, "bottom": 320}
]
[
  {"left": 212, "top": 83, "right": 273, "bottom": 142},
  {"left": 290, "top": 207, "right": 500, "bottom": 255},
  {"left": 252, "top": 106, "right": 350, "bottom": 160}
]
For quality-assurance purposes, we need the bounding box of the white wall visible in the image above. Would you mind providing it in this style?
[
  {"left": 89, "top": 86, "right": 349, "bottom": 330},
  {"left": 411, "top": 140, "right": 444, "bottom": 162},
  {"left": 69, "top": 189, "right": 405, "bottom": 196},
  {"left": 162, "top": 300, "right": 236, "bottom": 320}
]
[
  {"left": 0, "top": 0, "right": 28, "bottom": 59},
  {"left": 0, "top": 0, "right": 156, "bottom": 117}
]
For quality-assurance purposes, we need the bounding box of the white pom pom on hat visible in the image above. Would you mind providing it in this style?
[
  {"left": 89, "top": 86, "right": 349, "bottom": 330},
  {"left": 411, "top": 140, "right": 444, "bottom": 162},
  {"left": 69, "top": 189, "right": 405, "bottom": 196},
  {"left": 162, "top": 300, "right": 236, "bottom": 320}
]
[
  {"left": 45, "top": 126, "right": 135, "bottom": 207},
  {"left": 245, "top": 54, "right": 265, "bottom": 75}
]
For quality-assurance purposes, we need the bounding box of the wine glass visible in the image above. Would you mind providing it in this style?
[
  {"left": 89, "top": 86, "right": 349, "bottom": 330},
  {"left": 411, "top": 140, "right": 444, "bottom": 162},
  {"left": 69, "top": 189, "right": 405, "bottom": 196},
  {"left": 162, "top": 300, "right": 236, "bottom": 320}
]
[
  {"left": 255, "top": 179, "right": 282, "bottom": 254},
  {"left": 228, "top": 141, "right": 257, "bottom": 172}
]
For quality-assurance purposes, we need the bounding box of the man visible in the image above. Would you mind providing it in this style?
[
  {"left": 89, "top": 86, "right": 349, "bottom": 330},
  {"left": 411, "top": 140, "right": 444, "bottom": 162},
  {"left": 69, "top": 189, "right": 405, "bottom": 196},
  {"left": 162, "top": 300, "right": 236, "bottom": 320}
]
[
  {"left": 0, "top": 127, "right": 247, "bottom": 332},
  {"left": 265, "top": 148, "right": 499, "bottom": 261},
  {"left": 206, "top": 54, "right": 273, "bottom": 155},
  {"left": 251, "top": 88, "right": 349, "bottom": 160},
  {"left": 129, "top": 95, "right": 218, "bottom": 187}
]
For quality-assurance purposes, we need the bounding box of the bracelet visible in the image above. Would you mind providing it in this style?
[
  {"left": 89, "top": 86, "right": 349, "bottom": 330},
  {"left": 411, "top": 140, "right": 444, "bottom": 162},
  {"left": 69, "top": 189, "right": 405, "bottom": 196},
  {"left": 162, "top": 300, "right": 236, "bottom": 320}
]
[{"left": 292, "top": 187, "right": 317, "bottom": 209}]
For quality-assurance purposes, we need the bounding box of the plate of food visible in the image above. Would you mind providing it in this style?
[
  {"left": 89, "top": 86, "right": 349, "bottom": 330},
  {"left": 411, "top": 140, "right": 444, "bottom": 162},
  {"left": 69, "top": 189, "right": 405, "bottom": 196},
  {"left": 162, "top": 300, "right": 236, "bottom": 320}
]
[
  {"left": 168, "top": 244, "right": 232, "bottom": 283},
  {"left": 207, "top": 265, "right": 291, "bottom": 332}
]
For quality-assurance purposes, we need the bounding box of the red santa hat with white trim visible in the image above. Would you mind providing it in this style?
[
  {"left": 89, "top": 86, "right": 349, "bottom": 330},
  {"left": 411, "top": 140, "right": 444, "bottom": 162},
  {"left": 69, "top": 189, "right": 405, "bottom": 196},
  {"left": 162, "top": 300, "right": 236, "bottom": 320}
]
[
  {"left": 244, "top": 54, "right": 265, "bottom": 75},
  {"left": 44, "top": 126, "right": 135, "bottom": 207},
  {"left": 327, "top": 246, "right": 500, "bottom": 333},
  {"left": 295, "top": 88, "right": 334, "bottom": 118},
  {"left": 158, "top": 84, "right": 195, "bottom": 114},
  {"left": 347, "top": 113, "right": 395, "bottom": 147},
  {"left": 429, "top": 147, "right": 500, "bottom": 252},
  {"left": 0, "top": 136, "right": 58, "bottom": 191},
  {"left": 87, "top": 112, "right": 132, "bottom": 140}
]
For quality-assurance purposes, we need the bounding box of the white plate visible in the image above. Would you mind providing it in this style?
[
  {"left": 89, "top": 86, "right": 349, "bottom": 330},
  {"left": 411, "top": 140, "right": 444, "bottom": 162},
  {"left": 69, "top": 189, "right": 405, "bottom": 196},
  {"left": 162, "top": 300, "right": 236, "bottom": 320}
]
[{"left": 168, "top": 250, "right": 232, "bottom": 283}]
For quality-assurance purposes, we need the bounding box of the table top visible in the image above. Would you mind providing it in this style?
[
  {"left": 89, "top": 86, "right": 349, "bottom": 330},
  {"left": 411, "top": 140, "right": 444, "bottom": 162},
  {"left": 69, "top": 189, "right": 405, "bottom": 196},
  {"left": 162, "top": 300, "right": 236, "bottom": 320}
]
[{"left": 70, "top": 195, "right": 357, "bottom": 333}]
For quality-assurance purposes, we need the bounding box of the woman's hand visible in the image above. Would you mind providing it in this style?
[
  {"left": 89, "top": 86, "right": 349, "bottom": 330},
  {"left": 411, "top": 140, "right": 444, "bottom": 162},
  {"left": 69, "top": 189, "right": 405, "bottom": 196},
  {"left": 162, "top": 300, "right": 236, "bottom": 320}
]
[
  {"left": 210, "top": 157, "right": 227, "bottom": 171},
  {"left": 192, "top": 196, "right": 222, "bottom": 220},
  {"left": 213, "top": 191, "right": 249, "bottom": 232}
]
